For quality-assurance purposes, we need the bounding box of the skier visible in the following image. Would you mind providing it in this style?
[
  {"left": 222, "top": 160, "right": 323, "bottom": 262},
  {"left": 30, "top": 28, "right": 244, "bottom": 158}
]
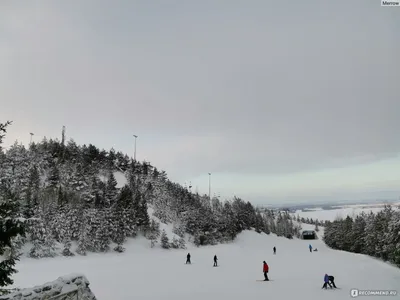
[
  {"left": 273, "top": 246, "right": 276, "bottom": 254},
  {"left": 213, "top": 255, "right": 218, "bottom": 267},
  {"left": 186, "top": 253, "right": 191, "bottom": 264},
  {"left": 262, "top": 261, "right": 269, "bottom": 281},
  {"left": 309, "top": 244, "right": 313, "bottom": 252},
  {"left": 322, "top": 274, "right": 332, "bottom": 289},
  {"left": 328, "top": 275, "right": 337, "bottom": 288}
]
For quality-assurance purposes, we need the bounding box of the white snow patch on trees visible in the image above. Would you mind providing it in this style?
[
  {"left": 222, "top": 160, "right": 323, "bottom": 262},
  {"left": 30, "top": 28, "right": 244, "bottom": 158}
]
[{"left": 98, "top": 171, "right": 126, "bottom": 188}]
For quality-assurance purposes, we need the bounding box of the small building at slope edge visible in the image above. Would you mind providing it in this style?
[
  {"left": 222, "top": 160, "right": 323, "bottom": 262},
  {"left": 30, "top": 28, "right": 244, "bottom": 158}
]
[{"left": 301, "top": 230, "right": 317, "bottom": 240}]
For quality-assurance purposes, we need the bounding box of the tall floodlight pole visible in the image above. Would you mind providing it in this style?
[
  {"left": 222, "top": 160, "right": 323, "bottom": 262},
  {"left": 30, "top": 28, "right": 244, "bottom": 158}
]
[
  {"left": 29, "top": 133, "right": 34, "bottom": 145},
  {"left": 208, "top": 172, "right": 211, "bottom": 200},
  {"left": 133, "top": 135, "right": 138, "bottom": 161}
]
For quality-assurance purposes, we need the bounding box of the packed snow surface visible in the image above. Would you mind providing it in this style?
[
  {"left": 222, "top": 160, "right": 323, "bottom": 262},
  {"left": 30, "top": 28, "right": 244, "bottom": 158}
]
[{"left": 11, "top": 229, "right": 400, "bottom": 300}]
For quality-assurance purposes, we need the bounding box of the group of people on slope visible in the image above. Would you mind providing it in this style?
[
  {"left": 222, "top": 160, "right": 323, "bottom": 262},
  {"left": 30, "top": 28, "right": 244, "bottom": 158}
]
[
  {"left": 185, "top": 246, "right": 337, "bottom": 289},
  {"left": 185, "top": 253, "right": 218, "bottom": 267}
]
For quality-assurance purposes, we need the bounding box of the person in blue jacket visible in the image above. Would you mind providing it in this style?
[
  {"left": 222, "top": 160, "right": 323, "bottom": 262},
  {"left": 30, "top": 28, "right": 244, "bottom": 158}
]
[
  {"left": 309, "top": 244, "right": 312, "bottom": 252},
  {"left": 322, "top": 274, "right": 332, "bottom": 289}
]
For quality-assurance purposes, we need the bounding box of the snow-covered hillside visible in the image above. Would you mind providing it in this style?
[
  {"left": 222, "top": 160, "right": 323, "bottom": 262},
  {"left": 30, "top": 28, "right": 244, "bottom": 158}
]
[{"left": 9, "top": 228, "right": 400, "bottom": 300}]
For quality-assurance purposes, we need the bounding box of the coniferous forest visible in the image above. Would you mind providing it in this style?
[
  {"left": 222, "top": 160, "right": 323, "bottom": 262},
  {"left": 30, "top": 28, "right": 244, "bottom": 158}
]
[
  {"left": 323, "top": 205, "right": 400, "bottom": 267},
  {"left": 0, "top": 121, "right": 302, "bottom": 264}
]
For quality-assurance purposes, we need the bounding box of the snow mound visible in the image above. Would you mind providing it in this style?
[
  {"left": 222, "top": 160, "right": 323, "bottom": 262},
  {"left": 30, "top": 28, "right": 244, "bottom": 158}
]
[{"left": 0, "top": 273, "right": 97, "bottom": 300}]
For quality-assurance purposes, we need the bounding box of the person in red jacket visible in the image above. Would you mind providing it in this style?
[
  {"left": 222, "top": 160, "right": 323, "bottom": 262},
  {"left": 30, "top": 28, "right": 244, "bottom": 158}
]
[{"left": 263, "top": 261, "right": 269, "bottom": 281}]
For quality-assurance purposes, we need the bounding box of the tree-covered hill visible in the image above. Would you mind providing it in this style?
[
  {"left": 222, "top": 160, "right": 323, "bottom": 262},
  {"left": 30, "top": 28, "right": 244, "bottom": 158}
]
[{"left": 0, "top": 122, "right": 301, "bottom": 259}]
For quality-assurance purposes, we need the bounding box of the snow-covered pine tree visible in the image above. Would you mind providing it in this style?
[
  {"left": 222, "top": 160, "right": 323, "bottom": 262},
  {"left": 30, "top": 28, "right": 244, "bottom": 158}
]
[
  {"left": 386, "top": 210, "right": 400, "bottom": 266},
  {"left": 112, "top": 220, "right": 126, "bottom": 253},
  {"left": 114, "top": 185, "right": 137, "bottom": 237},
  {"left": 47, "top": 162, "right": 60, "bottom": 189},
  {"left": 62, "top": 240, "right": 74, "bottom": 257},
  {"left": 89, "top": 176, "right": 103, "bottom": 209},
  {"left": 363, "top": 212, "right": 377, "bottom": 256},
  {"left": 27, "top": 217, "right": 57, "bottom": 258},
  {"left": 172, "top": 223, "right": 185, "bottom": 238},
  {"left": 147, "top": 219, "right": 160, "bottom": 248},
  {"left": 0, "top": 121, "right": 25, "bottom": 287},
  {"left": 314, "top": 220, "right": 319, "bottom": 232},
  {"left": 135, "top": 192, "right": 150, "bottom": 231},
  {"left": 76, "top": 211, "right": 91, "bottom": 256},
  {"left": 376, "top": 205, "right": 394, "bottom": 261},
  {"left": 261, "top": 214, "right": 271, "bottom": 235},
  {"left": 275, "top": 212, "right": 284, "bottom": 236},
  {"left": 93, "top": 209, "right": 110, "bottom": 252},
  {"left": 254, "top": 212, "right": 264, "bottom": 233},
  {"left": 50, "top": 206, "right": 69, "bottom": 243},
  {"left": 24, "top": 165, "right": 40, "bottom": 218},
  {"left": 69, "top": 164, "right": 90, "bottom": 204},
  {"left": 339, "top": 216, "right": 353, "bottom": 251},
  {"left": 170, "top": 236, "right": 179, "bottom": 249},
  {"left": 221, "top": 202, "right": 239, "bottom": 240},
  {"left": 105, "top": 172, "right": 118, "bottom": 207},
  {"left": 110, "top": 204, "right": 128, "bottom": 252},
  {"left": 160, "top": 229, "right": 170, "bottom": 249},
  {"left": 66, "top": 208, "right": 82, "bottom": 241},
  {"left": 323, "top": 220, "right": 341, "bottom": 249},
  {"left": 294, "top": 223, "right": 302, "bottom": 238},
  {"left": 350, "top": 213, "right": 367, "bottom": 253},
  {"left": 178, "top": 237, "right": 186, "bottom": 249}
]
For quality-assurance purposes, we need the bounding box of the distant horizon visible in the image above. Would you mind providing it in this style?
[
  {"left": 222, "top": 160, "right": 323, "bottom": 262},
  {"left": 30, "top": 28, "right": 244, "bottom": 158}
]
[{"left": 258, "top": 198, "right": 400, "bottom": 208}]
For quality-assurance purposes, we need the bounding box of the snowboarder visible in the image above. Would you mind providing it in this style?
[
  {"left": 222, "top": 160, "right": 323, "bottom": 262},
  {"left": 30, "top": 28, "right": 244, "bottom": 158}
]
[
  {"left": 273, "top": 246, "right": 276, "bottom": 254},
  {"left": 263, "top": 261, "right": 269, "bottom": 281},
  {"left": 186, "top": 253, "right": 191, "bottom": 264},
  {"left": 328, "top": 275, "right": 337, "bottom": 288},
  {"left": 322, "top": 274, "right": 332, "bottom": 289},
  {"left": 309, "top": 244, "right": 313, "bottom": 252},
  {"left": 213, "top": 255, "right": 218, "bottom": 267}
]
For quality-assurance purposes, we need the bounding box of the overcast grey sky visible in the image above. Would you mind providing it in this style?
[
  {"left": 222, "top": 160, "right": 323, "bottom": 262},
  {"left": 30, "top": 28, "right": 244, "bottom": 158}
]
[{"left": 1, "top": 0, "right": 399, "bottom": 205}]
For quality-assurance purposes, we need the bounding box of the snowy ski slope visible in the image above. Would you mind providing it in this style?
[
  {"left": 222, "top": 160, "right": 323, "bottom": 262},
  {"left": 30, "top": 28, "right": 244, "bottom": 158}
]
[{"left": 10, "top": 224, "right": 400, "bottom": 300}]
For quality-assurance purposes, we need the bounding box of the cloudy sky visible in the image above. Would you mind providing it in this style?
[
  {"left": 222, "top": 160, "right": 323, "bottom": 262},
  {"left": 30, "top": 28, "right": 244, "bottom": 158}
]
[{"left": 1, "top": 0, "right": 399, "bottom": 205}]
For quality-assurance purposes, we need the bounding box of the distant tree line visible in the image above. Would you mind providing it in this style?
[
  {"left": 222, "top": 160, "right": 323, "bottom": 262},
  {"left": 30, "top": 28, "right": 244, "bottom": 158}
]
[
  {"left": 294, "top": 215, "right": 326, "bottom": 226},
  {"left": 323, "top": 205, "right": 400, "bottom": 267}
]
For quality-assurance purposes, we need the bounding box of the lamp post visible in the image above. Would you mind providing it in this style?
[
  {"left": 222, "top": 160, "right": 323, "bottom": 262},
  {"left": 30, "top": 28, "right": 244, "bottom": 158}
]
[
  {"left": 133, "top": 135, "right": 138, "bottom": 161},
  {"left": 208, "top": 172, "right": 211, "bottom": 200},
  {"left": 29, "top": 132, "right": 34, "bottom": 145}
]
